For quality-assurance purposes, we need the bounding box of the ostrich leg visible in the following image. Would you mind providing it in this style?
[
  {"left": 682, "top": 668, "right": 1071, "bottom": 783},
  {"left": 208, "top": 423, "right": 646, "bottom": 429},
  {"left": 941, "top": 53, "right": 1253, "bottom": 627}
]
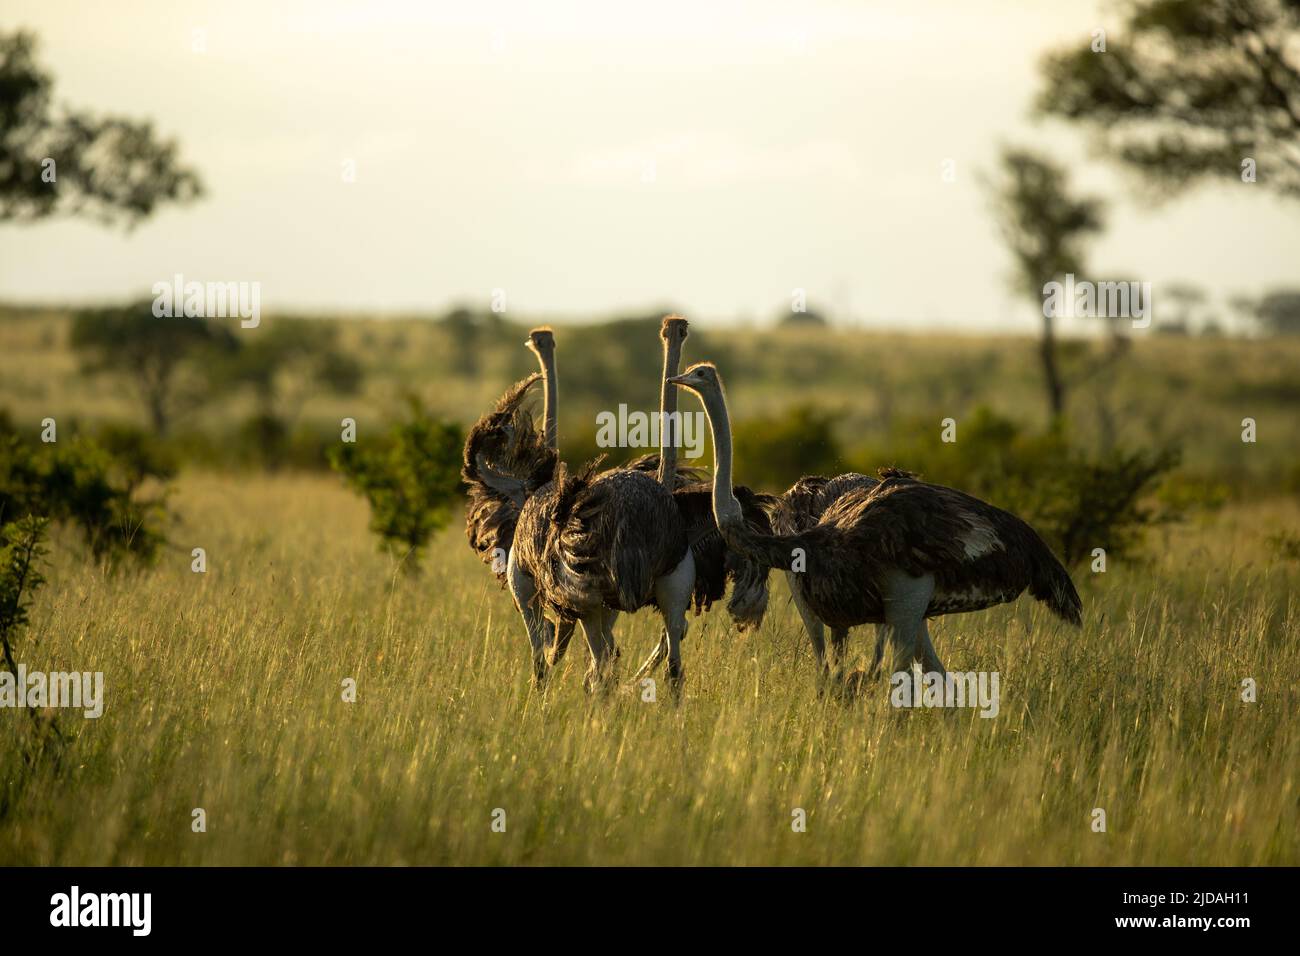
[
  {"left": 631, "top": 631, "right": 667, "bottom": 682},
  {"left": 654, "top": 551, "right": 696, "bottom": 699},
  {"left": 544, "top": 606, "right": 619, "bottom": 674},
  {"left": 507, "top": 549, "right": 551, "bottom": 686},
  {"left": 787, "top": 571, "right": 828, "bottom": 674},
  {"left": 600, "top": 608, "right": 621, "bottom": 663},
  {"left": 918, "top": 621, "right": 946, "bottom": 678},
  {"left": 828, "top": 626, "right": 850, "bottom": 673},
  {"left": 579, "top": 612, "right": 617, "bottom": 694},
  {"left": 546, "top": 620, "right": 577, "bottom": 668},
  {"left": 869, "top": 624, "right": 887, "bottom": 678},
  {"left": 880, "top": 569, "right": 935, "bottom": 679}
]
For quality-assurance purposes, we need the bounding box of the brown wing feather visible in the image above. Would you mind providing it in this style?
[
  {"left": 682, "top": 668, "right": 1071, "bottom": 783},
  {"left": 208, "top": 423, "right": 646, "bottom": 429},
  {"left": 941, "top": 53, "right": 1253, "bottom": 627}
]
[
  {"left": 461, "top": 374, "right": 556, "bottom": 584},
  {"left": 530, "top": 467, "right": 688, "bottom": 621},
  {"left": 611, "top": 453, "right": 706, "bottom": 488}
]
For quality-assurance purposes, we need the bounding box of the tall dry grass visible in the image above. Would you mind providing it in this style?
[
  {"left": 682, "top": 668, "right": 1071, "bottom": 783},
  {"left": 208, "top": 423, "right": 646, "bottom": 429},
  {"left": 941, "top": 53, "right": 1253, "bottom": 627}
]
[{"left": 1, "top": 473, "right": 1295, "bottom": 865}]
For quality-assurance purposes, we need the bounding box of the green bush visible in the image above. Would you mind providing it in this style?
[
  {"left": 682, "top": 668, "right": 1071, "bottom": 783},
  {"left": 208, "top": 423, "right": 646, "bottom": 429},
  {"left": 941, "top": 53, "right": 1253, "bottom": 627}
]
[
  {"left": 0, "top": 426, "right": 164, "bottom": 564},
  {"left": 328, "top": 397, "right": 464, "bottom": 571},
  {"left": 92, "top": 422, "right": 179, "bottom": 493},
  {"left": 0, "top": 515, "right": 49, "bottom": 673}
]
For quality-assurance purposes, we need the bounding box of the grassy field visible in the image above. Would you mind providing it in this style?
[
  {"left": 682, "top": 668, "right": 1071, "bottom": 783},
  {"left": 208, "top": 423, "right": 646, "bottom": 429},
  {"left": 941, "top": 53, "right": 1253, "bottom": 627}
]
[{"left": 1, "top": 470, "right": 1295, "bottom": 865}]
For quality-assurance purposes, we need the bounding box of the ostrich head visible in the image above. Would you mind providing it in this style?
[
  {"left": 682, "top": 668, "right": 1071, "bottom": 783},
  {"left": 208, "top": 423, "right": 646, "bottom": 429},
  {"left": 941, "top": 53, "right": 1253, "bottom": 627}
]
[
  {"left": 524, "top": 326, "right": 555, "bottom": 356},
  {"left": 660, "top": 314, "right": 689, "bottom": 346},
  {"left": 667, "top": 361, "right": 722, "bottom": 396}
]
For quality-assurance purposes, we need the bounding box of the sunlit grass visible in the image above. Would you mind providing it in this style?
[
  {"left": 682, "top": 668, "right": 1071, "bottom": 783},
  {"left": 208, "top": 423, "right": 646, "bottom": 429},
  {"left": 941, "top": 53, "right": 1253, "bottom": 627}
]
[{"left": 1, "top": 472, "right": 1295, "bottom": 865}]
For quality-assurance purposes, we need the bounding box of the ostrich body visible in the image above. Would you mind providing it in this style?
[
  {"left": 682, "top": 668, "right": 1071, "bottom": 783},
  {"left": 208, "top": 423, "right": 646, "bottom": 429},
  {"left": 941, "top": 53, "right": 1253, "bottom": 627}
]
[
  {"left": 511, "top": 461, "right": 694, "bottom": 691},
  {"left": 771, "top": 473, "right": 880, "bottom": 679},
  {"left": 462, "top": 372, "right": 553, "bottom": 585},
  {"left": 668, "top": 362, "right": 1083, "bottom": 682}
]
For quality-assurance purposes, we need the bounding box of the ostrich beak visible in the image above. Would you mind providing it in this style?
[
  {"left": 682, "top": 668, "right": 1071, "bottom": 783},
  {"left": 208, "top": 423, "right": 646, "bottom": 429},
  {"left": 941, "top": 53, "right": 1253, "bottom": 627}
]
[
  {"left": 666, "top": 374, "right": 688, "bottom": 386},
  {"left": 523, "top": 338, "right": 533, "bottom": 347}
]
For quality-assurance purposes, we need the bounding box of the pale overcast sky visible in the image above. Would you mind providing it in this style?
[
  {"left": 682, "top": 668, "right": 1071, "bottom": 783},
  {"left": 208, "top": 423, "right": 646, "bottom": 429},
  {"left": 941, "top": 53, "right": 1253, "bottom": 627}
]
[{"left": 2, "top": 0, "right": 1297, "bottom": 331}]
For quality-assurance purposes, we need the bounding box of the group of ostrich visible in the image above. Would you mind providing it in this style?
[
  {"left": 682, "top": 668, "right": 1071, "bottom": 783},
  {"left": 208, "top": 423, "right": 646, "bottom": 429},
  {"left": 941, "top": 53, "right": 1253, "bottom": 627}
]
[{"left": 461, "top": 316, "right": 1083, "bottom": 697}]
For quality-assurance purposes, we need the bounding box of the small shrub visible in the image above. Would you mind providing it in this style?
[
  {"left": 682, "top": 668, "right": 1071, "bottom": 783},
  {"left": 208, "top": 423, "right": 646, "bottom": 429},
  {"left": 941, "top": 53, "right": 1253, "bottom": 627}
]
[
  {"left": 1023, "top": 445, "right": 1182, "bottom": 566},
  {"left": 328, "top": 397, "right": 463, "bottom": 571},
  {"left": 0, "top": 515, "right": 49, "bottom": 674},
  {"left": 0, "top": 430, "right": 164, "bottom": 564},
  {"left": 92, "top": 422, "right": 179, "bottom": 493},
  {"left": 0, "top": 515, "right": 67, "bottom": 773}
]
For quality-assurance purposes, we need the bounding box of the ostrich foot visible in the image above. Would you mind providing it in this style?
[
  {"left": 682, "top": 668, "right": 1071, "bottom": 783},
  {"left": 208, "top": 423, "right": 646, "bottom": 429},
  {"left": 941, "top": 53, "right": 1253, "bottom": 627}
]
[{"left": 666, "top": 661, "right": 685, "bottom": 702}]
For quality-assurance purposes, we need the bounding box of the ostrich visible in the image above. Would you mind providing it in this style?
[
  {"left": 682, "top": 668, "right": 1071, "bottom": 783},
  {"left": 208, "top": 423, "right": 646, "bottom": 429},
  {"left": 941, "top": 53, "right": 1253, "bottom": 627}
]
[
  {"left": 470, "top": 323, "right": 701, "bottom": 689},
  {"left": 630, "top": 317, "right": 775, "bottom": 681},
  {"left": 462, "top": 327, "right": 590, "bottom": 683},
  {"left": 518, "top": 325, "right": 705, "bottom": 676},
  {"left": 509, "top": 456, "right": 695, "bottom": 693},
  {"left": 653, "top": 316, "right": 771, "bottom": 629},
  {"left": 462, "top": 371, "right": 560, "bottom": 683},
  {"left": 771, "top": 473, "right": 880, "bottom": 682},
  {"left": 667, "top": 362, "right": 1083, "bottom": 684}
]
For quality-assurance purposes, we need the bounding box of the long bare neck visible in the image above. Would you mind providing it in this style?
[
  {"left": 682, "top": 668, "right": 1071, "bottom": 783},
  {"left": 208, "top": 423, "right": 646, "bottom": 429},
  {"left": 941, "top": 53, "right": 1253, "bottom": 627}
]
[
  {"left": 536, "top": 348, "right": 558, "bottom": 451},
  {"left": 697, "top": 382, "right": 799, "bottom": 572},
  {"left": 698, "top": 385, "right": 744, "bottom": 528},
  {"left": 657, "top": 336, "right": 684, "bottom": 487}
]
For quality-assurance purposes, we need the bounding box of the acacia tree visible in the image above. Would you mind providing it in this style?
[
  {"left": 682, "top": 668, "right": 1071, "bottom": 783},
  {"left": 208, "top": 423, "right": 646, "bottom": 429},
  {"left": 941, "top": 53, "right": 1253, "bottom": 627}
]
[
  {"left": 986, "top": 148, "right": 1107, "bottom": 420},
  {"left": 1037, "top": 0, "right": 1300, "bottom": 199},
  {"left": 1255, "top": 289, "right": 1300, "bottom": 334},
  {"left": 0, "top": 30, "right": 202, "bottom": 226},
  {"left": 70, "top": 301, "right": 237, "bottom": 434}
]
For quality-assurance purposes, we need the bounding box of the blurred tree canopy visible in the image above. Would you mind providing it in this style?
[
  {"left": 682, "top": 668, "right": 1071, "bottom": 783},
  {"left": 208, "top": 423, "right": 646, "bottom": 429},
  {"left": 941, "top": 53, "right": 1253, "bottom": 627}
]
[
  {"left": 985, "top": 148, "right": 1110, "bottom": 420},
  {"left": 1038, "top": 0, "right": 1300, "bottom": 198},
  {"left": 212, "top": 320, "right": 364, "bottom": 468},
  {"left": 777, "top": 307, "right": 830, "bottom": 328},
  {"left": 1254, "top": 289, "right": 1300, "bottom": 334},
  {"left": 438, "top": 306, "right": 510, "bottom": 377},
  {"left": 0, "top": 30, "right": 202, "bottom": 226},
  {"left": 212, "top": 320, "right": 363, "bottom": 414},
  {"left": 70, "top": 301, "right": 237, "bottom": 434}
]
